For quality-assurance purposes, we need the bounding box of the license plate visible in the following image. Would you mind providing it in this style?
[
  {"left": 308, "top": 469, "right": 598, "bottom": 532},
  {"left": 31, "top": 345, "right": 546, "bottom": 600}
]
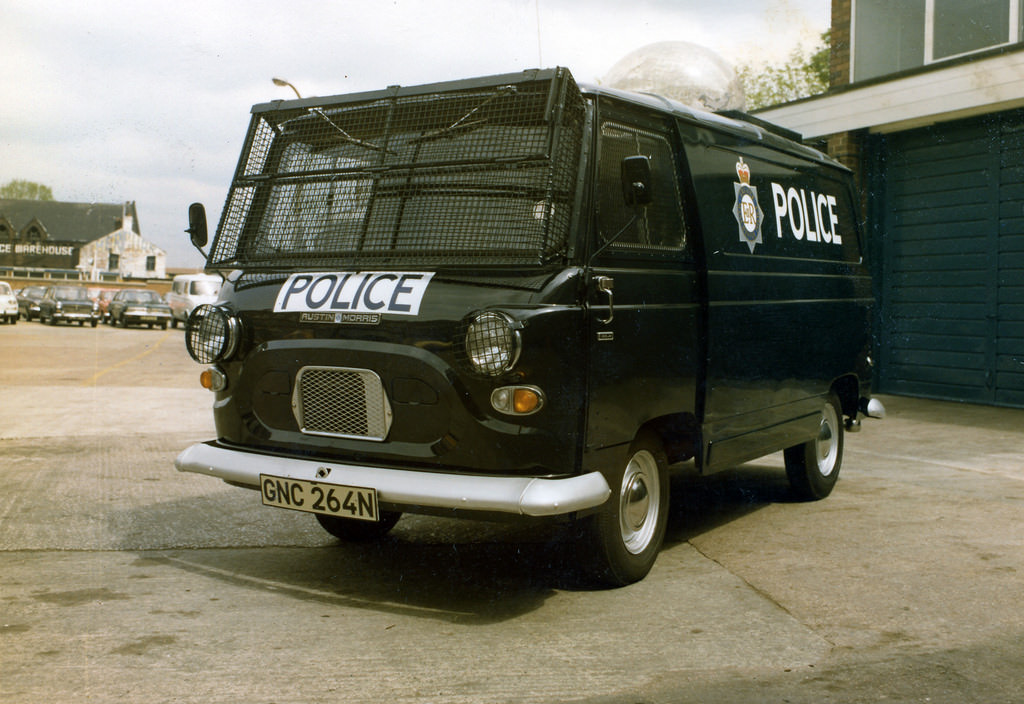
[{"left": 259, "top": 474, "right": 379, "bottom": 522}]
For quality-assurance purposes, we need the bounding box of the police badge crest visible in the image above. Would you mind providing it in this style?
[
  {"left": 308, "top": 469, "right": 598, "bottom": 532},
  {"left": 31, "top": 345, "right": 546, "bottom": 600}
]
[{"left": 732, "top": 157, "right": 764, "bottom": 253}]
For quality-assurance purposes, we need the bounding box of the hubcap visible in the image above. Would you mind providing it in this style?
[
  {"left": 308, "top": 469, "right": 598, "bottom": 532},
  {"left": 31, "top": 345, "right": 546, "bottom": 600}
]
[
  {"left": 624, "top": 474, "right": 650, "bottom": 531},
  {"left": 619, "top": 450, "right": 660, "bottom": 554},
  {"left": 816, "top": 403, "right": 840, "bottom": 477}
]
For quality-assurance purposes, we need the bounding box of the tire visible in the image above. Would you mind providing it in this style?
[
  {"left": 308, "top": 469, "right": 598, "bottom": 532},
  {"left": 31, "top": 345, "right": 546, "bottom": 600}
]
[
  {"left": 315, "top": 511, "right": 401, "bottom": 542},
  {"left": 171, "top": 318, "right": 178, "bottom": 329},
  {"left": 90, "top": 320, "right": 97, "bottom": 328},
  {"left": 784, "top": 392, "right": 844, "bottom": 501},
  {"left": 582, "top": 431, "right": 670, "bottom": 587}
]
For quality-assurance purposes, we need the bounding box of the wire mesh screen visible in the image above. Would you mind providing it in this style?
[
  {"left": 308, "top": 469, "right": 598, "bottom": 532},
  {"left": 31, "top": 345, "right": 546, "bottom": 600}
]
[{"left": 209, "top": 69, "right": 586, "bottom": 269}]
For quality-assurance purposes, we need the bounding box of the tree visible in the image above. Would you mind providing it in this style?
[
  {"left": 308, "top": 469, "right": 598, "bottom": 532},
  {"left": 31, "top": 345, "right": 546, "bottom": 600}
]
[
  {"left": 737, "top": 33, "right": 830, "bottom": 111},
  {"left": 0, "top": 179, "right": 55, "bottom": 201}
]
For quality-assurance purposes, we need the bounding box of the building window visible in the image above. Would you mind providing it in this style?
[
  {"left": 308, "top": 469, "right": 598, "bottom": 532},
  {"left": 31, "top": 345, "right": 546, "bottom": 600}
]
[
  {"left": 934, "top": 0, "right": 1012, "bottom": 59},
  {"left": 108, "top": 253, "right": 120, "bottom": 270},
  {"left": 146, "top": 255, "right": 156, "bottom": 271},
  {"left": 853, "top": 0, "right": 1021, "bottom": 82}
]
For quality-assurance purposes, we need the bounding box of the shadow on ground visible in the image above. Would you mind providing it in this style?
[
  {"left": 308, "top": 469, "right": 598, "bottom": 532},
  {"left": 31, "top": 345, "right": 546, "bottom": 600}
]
[{"left": 129, "top": 459, "right": 799, "bottom": 624}]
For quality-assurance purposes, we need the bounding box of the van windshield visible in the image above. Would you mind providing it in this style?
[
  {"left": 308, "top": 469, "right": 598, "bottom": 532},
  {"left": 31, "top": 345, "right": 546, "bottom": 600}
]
[
  {"left": 189, "top": 280, "right": 219, "bottom": 296},
  {"left": 208, "top": 69, "right": 585, "bottom": 270}
]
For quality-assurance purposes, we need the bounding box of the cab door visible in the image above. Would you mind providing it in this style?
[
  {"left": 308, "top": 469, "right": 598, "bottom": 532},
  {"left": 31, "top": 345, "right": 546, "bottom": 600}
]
[{"left": 583, "top": 108, "right": 701, "bottom": 472}]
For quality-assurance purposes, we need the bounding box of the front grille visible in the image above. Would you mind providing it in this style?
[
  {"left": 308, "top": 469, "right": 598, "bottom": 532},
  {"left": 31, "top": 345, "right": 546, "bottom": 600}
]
[{"left": 293, "top": 366, "right": 392, "bottom": 441}]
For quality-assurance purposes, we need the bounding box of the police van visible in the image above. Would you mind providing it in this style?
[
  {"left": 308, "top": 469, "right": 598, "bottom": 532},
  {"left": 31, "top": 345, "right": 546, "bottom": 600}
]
[{"left": 176, "top": 67, "right": 884, "bottom": 585}]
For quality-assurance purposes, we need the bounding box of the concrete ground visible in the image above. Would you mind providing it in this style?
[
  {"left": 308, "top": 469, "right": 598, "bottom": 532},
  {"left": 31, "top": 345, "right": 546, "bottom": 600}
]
[{"left": 0, "top": 322, "right": 1022, "bottom": 703}]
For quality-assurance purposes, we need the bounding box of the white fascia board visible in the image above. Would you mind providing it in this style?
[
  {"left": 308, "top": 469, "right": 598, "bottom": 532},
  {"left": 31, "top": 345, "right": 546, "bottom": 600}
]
[{"left": 757, "top": 50, "right": 1024, "bottom": 138}]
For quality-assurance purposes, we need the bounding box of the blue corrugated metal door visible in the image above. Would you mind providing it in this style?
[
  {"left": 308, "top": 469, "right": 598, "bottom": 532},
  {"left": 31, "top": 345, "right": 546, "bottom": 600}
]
[{"left": 877, "top": 109, "right": 1024, "bottom": 407}]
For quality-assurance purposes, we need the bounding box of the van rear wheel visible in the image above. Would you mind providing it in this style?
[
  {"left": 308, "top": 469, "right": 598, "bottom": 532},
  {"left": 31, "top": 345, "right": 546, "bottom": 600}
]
[
  {"left": 784, "top": 392, "right": 843, "bottom": 500},
  {"left": 582, "top": 431, "right": 669, "bottom": 587},
  {"left": 315, "top": 511, "right": 401, "bottom": 542}
]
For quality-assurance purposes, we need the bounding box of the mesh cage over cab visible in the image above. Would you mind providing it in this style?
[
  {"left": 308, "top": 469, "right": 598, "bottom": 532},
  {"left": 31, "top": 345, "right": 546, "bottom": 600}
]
[{"left": 209, "top": 68, "right": 586, "bottom": 269}]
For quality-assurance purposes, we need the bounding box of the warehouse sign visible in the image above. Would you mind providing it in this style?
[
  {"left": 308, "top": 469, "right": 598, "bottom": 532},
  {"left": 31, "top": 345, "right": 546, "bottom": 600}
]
[{"left": 0, "top": 241, "right": 79, "bottom": 267}]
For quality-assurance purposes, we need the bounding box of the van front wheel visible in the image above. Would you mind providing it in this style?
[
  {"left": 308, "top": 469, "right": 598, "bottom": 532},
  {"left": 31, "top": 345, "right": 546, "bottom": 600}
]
[
  {"left": 784, "top": 392, "right": 844, "bottom": 500},
  {"left": 583, "top": 431, "right": 669, "bottom": 587}
]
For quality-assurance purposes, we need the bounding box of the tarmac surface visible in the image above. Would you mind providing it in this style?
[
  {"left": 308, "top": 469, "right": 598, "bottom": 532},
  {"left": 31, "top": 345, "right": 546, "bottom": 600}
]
[{"left": 0, "top": 321, "right": 1022, "bottom": 703}]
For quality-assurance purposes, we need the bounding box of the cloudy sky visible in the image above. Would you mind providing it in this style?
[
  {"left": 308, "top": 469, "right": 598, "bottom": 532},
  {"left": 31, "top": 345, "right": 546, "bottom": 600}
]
[{"left": 2, "top": 0, "right": 828, "bottom": 269}]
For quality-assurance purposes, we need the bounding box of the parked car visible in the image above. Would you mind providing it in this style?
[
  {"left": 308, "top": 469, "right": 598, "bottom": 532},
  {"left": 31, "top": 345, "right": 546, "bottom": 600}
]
[
  {"left": 16, "top": 285, "right": 47, "bottom": 321},
  {"left": 37, "top": 285, "right": 101, "bottom": 326},
  {"left": 0, "top": 282, "right": 18, "bottom": 324},
  {"left": 166, "top": 273, "right": 221, "bottom": 328},
  {"left": 107, "top": 289, "right": 172, "bottom": 329}
]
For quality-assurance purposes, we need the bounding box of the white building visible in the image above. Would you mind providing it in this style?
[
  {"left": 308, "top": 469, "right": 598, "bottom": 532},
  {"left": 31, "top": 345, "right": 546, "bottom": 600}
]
[{"left": 0, "top": 199, "right": 166, "bottom": 281}]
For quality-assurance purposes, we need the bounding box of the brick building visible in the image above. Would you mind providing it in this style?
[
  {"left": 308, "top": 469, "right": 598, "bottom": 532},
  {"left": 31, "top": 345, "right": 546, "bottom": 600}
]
[{"left": 760, "top": 0, "right": 1024, "bottom": 408}]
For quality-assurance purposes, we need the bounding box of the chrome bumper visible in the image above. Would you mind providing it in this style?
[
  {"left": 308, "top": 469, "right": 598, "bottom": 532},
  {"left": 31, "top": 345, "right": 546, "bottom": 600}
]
[
  {"left": 175, "top": 443, "right": 611, "bottom": 518},
  {"left": 125, "top": 312, "right": 171, "bottom": 320},
  {"left": 849, "top": 396, "right": 886, "bottom": 432}
]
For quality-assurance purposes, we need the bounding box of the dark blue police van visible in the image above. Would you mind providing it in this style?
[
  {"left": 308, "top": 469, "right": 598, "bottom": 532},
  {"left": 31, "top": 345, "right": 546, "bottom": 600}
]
[{"left": 176, "top": 67, "right": 884, "bottom": 585}]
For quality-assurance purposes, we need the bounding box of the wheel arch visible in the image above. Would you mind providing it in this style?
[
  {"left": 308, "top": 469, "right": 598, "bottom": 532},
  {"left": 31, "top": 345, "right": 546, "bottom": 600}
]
[
  {"left": 831, "top": 374, "right": 861, "bottom": 419},
  {"left": 642, "top": 411, "right": 699, "bottom": 466}
]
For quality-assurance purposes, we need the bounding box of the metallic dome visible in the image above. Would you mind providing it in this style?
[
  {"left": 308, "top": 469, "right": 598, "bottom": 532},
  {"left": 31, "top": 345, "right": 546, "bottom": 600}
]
[{"left": 603, "top": 41, "right": 746, "bottom": 112}]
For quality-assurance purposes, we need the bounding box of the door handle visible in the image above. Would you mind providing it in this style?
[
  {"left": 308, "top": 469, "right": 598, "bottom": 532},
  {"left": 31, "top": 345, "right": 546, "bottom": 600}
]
[{"left": 595, "top": 276, "right": 614, "bottom": 324}]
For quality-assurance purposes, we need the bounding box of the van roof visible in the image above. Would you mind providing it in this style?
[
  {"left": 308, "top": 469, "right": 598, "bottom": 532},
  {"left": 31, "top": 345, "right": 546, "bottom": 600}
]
[
  {"left": 249, "top": 66, "right": 845, "bottom": 171},
  {"left": 173, "top": 273, "right": 220, "bottom": 281},
  {"left": 578, "top": 83, "right": 844, "bottom": 170}
]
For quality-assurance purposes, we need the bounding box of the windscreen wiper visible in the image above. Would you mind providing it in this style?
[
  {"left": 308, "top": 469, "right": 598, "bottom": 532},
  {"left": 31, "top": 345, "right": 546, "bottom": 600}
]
[{"left": 409, "top": 84, "right": 518, "bottom": 144}]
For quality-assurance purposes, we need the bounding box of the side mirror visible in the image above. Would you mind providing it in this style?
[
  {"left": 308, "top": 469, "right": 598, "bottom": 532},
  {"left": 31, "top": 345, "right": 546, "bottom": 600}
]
[
  {"left": 621, "top": 155, "right": 653, "bottom": 207},
  {"left": 186, "top": 202, "right": 209, "bottom": 250}
]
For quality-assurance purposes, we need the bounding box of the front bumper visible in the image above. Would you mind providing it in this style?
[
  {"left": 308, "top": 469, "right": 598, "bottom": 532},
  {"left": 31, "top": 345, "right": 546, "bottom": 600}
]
[
  {"left": 175, "top": 442, "right": 611, "bottom": 518},
  {"left": 124, "top": 311, "right": 171, "bottom": 323},
  {"left": 55, "top": 311, "right": 100, "bottom": 322}
]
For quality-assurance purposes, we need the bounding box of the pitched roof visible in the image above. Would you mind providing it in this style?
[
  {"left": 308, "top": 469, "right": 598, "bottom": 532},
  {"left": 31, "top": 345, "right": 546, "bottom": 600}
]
[{"left": 0, "top": 199, "right": 141, "bottom": 244}]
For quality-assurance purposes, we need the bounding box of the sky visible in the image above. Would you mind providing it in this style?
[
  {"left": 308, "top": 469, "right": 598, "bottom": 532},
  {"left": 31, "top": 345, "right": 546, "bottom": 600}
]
[{"left": 1, "top": 0, "right": 829, "bottom": 270}]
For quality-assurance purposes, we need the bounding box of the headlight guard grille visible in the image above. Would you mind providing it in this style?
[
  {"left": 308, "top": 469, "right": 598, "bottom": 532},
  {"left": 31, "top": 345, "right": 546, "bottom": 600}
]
[{"left": 185, "top": 304, "right": 240, "bottom": 364}]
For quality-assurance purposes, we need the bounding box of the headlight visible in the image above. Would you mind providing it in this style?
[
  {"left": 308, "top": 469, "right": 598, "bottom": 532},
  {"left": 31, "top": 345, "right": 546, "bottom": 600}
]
[
  {"left": 465, "top": 311, "right": 521, "bottom": 376},
  {"left": 186, "top": 304, "right": 240, "bottom": 364}
]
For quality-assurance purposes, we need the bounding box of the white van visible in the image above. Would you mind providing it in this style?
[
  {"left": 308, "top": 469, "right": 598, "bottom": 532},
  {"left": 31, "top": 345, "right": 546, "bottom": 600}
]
[{"left": 166, "top": 273, "right": 221, "bottom": 328}]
